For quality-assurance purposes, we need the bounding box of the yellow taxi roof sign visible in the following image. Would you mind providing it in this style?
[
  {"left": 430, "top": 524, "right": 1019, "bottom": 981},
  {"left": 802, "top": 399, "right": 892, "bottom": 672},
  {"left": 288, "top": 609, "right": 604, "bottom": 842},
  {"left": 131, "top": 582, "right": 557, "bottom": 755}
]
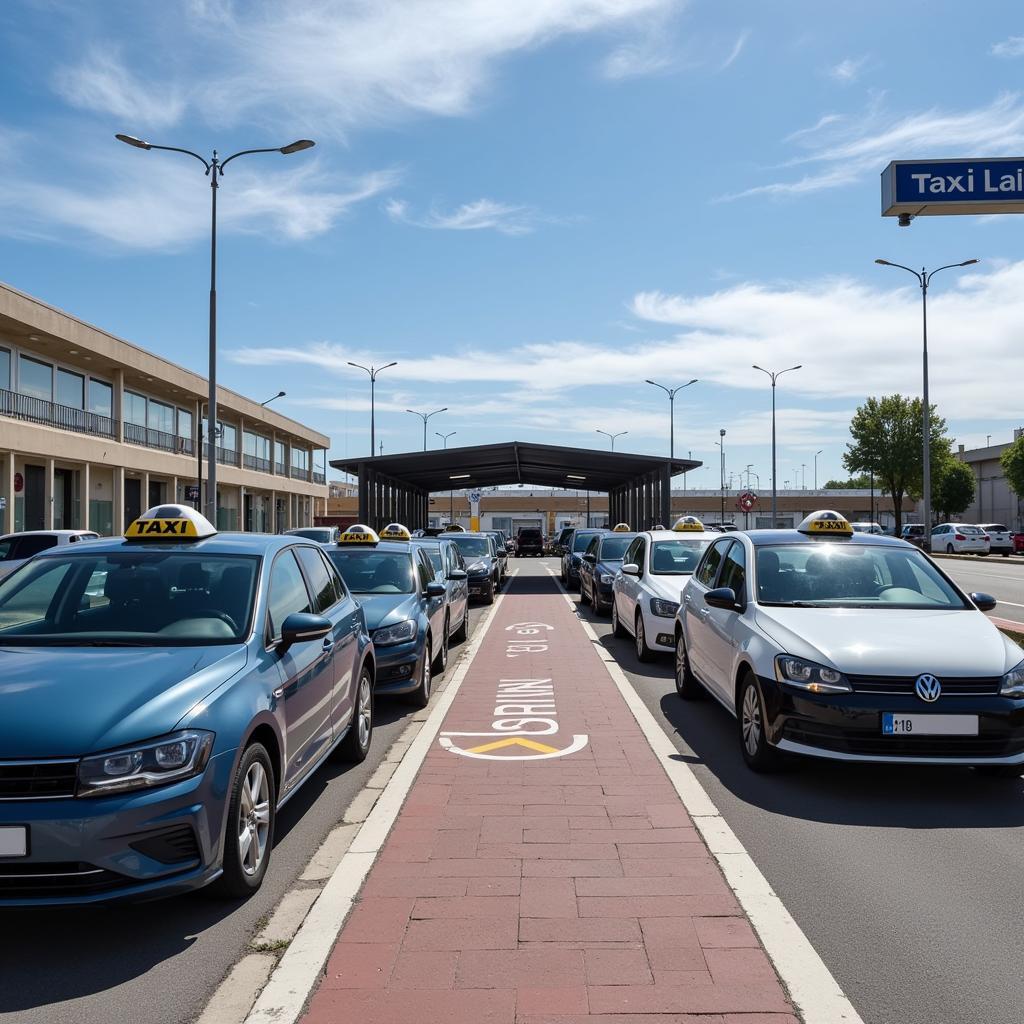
[
  {"left": 612, "top": 522, "right": 631, "bottom": 532},
  {"left": 379, "top": 522, "right": 412, "bottom": 542},
  {"left": 672, "top": 515, "right": 705, "bottom": 533},
  {"left": 125, "top": 504, "right": 216, "bottom": 541},
  {"left": 337, "top": 524, "right": 380, "bottom": 545},
  {"left": 798, "top": 510, "right": 854, "bottom": 537},
  {"left": 442, "top": 523, "right": 465, "bottom": 532}
]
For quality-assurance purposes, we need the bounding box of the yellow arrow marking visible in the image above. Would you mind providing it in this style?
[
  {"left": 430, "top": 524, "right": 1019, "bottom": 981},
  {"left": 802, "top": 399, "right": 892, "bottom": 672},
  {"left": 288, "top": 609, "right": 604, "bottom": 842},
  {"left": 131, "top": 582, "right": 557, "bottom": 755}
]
[{"left": 466, "top": 737, "right": 561, "bottom": 755}]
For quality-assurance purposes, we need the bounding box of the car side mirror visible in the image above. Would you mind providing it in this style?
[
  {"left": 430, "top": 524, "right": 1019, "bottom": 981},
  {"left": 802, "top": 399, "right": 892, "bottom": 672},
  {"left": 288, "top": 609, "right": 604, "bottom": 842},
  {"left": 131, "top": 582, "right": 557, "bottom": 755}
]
[
  {"left": 705, "top": 586, "right": 741, "bottom": 611},
  {"left": 971, "top": 591, "right": 997, "bottom": 612},
  {"left": 279, "top": 612, "right": 332, "bottom": 650},
  {"left": 426, "top": 581, "right": 447, "bottom": 598},
  {"left": 448, "top": 568, "right": 468, "bottom": 580},
  {"left": 582, "top": 553, "right": 596, "bottom": 563},
  {"left": 622, "top": 562, "right": 640, "bottom": 576}
]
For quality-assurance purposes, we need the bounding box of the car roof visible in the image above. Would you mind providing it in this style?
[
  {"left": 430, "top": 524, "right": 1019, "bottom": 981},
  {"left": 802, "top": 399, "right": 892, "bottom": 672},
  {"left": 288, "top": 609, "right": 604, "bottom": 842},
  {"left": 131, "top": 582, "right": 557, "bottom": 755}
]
[
  {"left": 28, "top": 531, "right": 320, "bottom": 557},
  {"left": 330, "top": 540, "right": 417, "bottom": 555},
  {"left": 0, "top": 529, "right": 96, "bottom": 540},
  {"left": 642, "top": 529, "right": 719, "bottom": 541},
  {"left": 740, "top": 529, "right": 909, "bottom": 548}
]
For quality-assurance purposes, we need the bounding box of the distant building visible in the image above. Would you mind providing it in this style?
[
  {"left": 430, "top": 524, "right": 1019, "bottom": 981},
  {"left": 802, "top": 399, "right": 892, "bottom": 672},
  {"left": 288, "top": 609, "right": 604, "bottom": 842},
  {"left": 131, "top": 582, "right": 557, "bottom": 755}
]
[{"left": 955, "top": 432, "right": 1024, "bottom": 530}]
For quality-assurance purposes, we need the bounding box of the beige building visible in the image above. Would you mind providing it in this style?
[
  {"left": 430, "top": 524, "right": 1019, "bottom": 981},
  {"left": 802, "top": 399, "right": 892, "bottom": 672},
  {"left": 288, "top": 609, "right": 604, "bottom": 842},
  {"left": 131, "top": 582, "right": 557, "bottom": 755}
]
[
  {"left": 0, "top": 281, "right": 328, "bottom": 536},
  {"left": 954, "top": 431, "right": 1024, "bottom": 530}
]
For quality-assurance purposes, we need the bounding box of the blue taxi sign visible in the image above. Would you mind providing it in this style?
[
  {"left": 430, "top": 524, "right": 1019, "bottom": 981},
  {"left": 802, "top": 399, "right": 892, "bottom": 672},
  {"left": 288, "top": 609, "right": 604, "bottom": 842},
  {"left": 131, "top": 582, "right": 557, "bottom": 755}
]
[
  {"left": 337, "top": 524, "right": 380, "bottom": 545},
  {"left": 125, "top": 504, "right": 216, "bottom": 541},
  {"left": 882, "top": 158, "right": 1024, "bottom": 218}
]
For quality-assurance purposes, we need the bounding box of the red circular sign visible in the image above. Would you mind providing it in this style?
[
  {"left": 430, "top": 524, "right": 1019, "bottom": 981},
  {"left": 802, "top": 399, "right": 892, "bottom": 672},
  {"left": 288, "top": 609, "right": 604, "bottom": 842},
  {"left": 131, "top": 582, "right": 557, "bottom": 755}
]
[
  {"left": 737, "top": 490, "right": 758, "bottom": 512},
  {"left": 13, "top": 472, "right": 23, "bottom": 494}
]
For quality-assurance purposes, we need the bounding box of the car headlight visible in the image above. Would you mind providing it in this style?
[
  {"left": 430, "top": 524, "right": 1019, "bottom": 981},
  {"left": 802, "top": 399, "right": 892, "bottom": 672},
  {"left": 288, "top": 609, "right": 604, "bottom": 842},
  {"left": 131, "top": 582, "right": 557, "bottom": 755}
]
[
  {"left": 650, "top": 598, "right": 679, "bottom": 618},
  {"left": 775, "top": 655, "right": 851, "bottom": 694},
  {"left": 373, "top": 619, "right": 417, "bottom": 646},
  {"left": 77, "top": 730, "right": 214, "bottom": 797},
  {"left": 600, "top": 573, "right": 616, "bottom": 584},
  {"left": 1001, "top": 659, "right": 1024, "bottom": 697}
]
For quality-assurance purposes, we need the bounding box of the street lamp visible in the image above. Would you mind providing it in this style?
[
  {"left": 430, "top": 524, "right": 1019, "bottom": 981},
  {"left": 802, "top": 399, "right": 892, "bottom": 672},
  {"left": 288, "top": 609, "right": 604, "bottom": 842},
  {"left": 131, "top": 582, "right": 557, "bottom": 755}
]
[
  {"left": 407, "top": 407, "right": 448, "bottom": 450},
  {"left": 596, "top": 429, "right": 628, "bottom": 450},
  {"left": 645, "top": 379, "right": 698, "bottom": 463},
  {"left": 752, "top": 364, "right": 802, "bottom": 529},
  {"left": 801, "top": 463, "right": 807, "bottom": 490},
  {"left": 874, "top": 257, "right": 979, "bottom": 548},
  {"left": 814, "top": 449, "right": 823, "bottom": 491},
  {"left": 437, "top": 431, "right": 457, "bottom": 524},
  {"left": 260, "top": 391, "right": 286, "bottom": 407},
  {"left": 716, "top": 428, "right": 726, "bottom": 524},
  {"left": 116, "top": 133, "right": 314, "bottom": 524},
  {"left": 348, "top": 362, "right": 397, "bottom": 457}
]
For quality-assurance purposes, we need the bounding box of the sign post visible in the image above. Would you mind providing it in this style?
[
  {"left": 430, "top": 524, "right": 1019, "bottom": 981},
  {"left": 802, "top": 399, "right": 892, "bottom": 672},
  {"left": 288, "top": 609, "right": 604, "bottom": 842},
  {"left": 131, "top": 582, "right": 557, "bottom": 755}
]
[{"left": 469, "top": 490, "right": 482, "bottom": 532}]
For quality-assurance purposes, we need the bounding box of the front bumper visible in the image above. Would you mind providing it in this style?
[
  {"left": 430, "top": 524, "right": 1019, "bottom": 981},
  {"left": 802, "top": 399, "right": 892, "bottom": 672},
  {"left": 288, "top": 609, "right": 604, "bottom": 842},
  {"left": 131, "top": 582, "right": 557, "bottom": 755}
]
[
  {"left": 757, "top": 675, "right": 1024, "bottom": 765},
  {"left": 642, "top": 607, "right": 676, "bottom": 652},
  {"left": 467, "top": 574, "right": 493, "bottom": 598},
  {"left": 373, "top": 636, "right": 424, "bottom": 694},
  {"left": 0, "top": 748, "right": 238, "bottom": 906}
]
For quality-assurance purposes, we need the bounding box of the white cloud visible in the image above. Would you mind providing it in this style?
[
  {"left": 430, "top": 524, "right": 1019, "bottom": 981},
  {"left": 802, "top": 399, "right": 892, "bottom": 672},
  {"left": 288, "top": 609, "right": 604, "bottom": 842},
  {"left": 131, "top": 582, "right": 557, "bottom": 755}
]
[
  {"left": 720, "top": 29, "right": 750, "bottom": 70},
  {"left": 385, "top": 197, "right": 539, "bottom": 235},
  {"left": 828, "top": 56, "right": 867, "bottom": 82},
  {"left": 602, "top": 39, "right": 673, "bottom": 79},
  {"left": 723, "top": 91, "right": 1024, "bottom": 200},
  {"left": 992, "top": 35, "right": 1024, "bottom": 58}
]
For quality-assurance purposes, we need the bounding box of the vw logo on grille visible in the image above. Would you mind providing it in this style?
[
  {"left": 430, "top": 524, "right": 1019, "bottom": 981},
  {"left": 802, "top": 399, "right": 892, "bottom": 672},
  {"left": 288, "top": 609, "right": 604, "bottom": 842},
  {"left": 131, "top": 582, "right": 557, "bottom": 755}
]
[{"left": 915, "top": 674, "right": 942, "bottom": 702}]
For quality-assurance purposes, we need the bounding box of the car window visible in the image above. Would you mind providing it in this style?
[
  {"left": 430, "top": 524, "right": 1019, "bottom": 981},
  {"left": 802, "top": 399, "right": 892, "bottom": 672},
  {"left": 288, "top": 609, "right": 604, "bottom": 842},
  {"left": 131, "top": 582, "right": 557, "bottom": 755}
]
[
  {"left": 417, "top": 551, "right": 434, "bottom": 590},
  {"left": 984, "top": 524, "right": 1007, "bottom": 533},
  {"left": 0, "top": 539, "right": 13, "bottom": 560},
  {"left": 327, "top": 550, "right": 416, "bottom": 594},
  {"left": 12, "top": 535, "right": 59, "bottom": 559},
  {"left": 450, "top": 536, "right": 491, "bottom": 558},
  {"left": 695, "top": 538, "right": 730, "bottom": 587},
  {"left": 585, "top": 535, "right": 600, "bottom": 557},
  {"left": 572, "top": 532, "right": 596, "bottom": 553},
  {"left": 958, "top": 525, "right": 982, "bottom": 535},
  {"left": 718, "top": 541, "right": 746, "bottom": 600},
  {"left": 651, "top": 538, "right": 711, "bottom": 575},
  {"left": 0, "top": 560, "right": 75, "bottom": 629},
  {"left": 599, "top": 535, "right": 634, "bottom": 561},
  {"left": 267, "top": 551, "right": 313, "bottom": 640},
  {"left": 622, "top": 537, "right": 643, "bottom": 567},
  {"left": 294, "top": 545, "right": 339, "bottom": 613},
  {"left": 320, "top": 550, "right": 348, "bottom": 600}
]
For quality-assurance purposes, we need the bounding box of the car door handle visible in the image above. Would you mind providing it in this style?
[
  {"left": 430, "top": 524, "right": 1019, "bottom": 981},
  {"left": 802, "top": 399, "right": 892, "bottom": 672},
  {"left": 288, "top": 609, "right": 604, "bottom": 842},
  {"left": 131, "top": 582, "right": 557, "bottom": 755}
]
[
  {"left": 699, "top": 608, "right": 709, "bottom": 617},
  {"left": 323, "top": 637, "right": 335, "bottom": 651},
  {"left": 272, "top": 686, "right": 285, "bottom": 699}
]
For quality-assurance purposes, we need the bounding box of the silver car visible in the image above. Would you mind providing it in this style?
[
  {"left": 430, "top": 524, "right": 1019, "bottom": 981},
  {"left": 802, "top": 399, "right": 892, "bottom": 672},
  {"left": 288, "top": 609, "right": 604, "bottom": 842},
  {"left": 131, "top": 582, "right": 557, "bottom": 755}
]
[
  {"left": 0, "top": 530, "right": 99, "bottom": 582},
  {"left": 412, "top": 537, "right": 471, "bottom": 644}
]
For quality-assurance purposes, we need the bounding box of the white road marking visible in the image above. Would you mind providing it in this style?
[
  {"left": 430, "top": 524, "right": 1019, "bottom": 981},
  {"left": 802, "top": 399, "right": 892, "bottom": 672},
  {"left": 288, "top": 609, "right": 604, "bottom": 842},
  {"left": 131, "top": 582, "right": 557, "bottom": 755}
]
[
  {"left": 551, "top": 570, "right": 864, "bottom": 1024},
  {"left": 242, "top": 584, "right": 511, "bottom": 1024}
]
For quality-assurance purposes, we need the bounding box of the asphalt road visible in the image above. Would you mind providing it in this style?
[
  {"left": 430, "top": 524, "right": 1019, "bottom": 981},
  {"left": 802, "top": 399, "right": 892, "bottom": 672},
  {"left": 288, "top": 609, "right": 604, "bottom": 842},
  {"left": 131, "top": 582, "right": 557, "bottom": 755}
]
[
  {"left": 942, "top": 557, "right": 1024, "bottom": 626},
  {"left": 547, "top": 557, "right": 1024, "bottom": 1024},
  {"left": 0, "top": 601, "right": 491, "bottom": 1024}
]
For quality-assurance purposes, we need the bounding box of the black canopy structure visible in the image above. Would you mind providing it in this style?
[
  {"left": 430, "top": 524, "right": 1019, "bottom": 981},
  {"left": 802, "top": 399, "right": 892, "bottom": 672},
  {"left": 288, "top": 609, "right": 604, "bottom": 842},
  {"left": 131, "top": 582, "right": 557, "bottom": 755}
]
[{"left": 330, "top": 441, "right": 701, "bottom": 531}]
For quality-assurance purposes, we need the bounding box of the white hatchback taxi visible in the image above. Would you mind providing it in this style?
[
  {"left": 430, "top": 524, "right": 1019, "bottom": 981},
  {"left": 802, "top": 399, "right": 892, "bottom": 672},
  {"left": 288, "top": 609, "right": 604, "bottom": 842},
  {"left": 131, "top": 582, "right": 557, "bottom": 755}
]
[
  {"left": 611, "top": 517, "right": 717, "bottom": 662},
  {"left": 673, "top": 511, "right": 1024, "bottom": 776}
]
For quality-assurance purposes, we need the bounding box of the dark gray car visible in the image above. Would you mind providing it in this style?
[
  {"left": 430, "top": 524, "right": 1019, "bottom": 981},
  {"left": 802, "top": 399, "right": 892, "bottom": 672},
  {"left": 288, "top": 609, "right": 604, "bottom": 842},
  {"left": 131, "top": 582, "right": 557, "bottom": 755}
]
[
  {"left": 412, "top": 537, "right": 471, "bottom": 643},
  {"left": 447, "top": 532, "right": 502, "bottom": 604}
]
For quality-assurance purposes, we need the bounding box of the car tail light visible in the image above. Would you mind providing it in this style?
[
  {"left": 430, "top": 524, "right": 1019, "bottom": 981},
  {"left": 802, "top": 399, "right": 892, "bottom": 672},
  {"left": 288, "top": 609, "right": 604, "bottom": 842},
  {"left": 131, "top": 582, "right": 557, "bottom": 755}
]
[
  {"left": 955, "top": 534, "right": 966, "bottom": 541},
  {"left": 984, "top": 534, "right": 990, "bottom": 541}
]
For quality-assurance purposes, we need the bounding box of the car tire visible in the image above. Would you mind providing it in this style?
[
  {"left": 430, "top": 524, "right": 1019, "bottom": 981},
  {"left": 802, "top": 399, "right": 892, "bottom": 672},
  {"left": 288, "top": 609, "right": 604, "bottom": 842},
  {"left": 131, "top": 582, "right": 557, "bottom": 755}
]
[
  {"left": 336, "top": 663, "right": 374, "bottom": 763},
  {"left": 611, "top": 600, "right": 628, "bottom": 638},
  {"left": 408, "top": 647, "right": 432, "bottom": 708},
  {"left": 452, "top": 607, "right": 468, "bottom": 643},
  {"left": 213, "top": 742, "right": 277, "bottom": 899},
  {"left": 946, "top": 544, "right": 955, "bottom": 554},
  {"left": 580, "top": 579, "right": 591, "bottom": 606},
  {"left": 675, "top": 631, "right": 703, "bottom": 700},
  {"left": 737, "top": 674, "right": 781, "bottom": 773},
  {"left": 482, "top": 580, "right": 495, "bottom": 605},
  {"left": 635, "top": 612, "right": 655, "bottom": 663},
  {"left": 432, "top": 617, "right": 449, "bottom": 673},
  {"left": 1003, "top": 552, "right": 1011, "bottom": 558}
]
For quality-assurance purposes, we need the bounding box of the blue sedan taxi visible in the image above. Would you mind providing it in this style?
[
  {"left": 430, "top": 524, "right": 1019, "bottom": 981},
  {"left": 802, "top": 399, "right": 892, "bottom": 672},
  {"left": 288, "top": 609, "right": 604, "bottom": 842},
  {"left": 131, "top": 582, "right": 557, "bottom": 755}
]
[
  {"left": 324, "top": 524, "right": 448, "bottom": 706},
  {"left": 0, "top": 504, "right": 375, "bottom": 905}
]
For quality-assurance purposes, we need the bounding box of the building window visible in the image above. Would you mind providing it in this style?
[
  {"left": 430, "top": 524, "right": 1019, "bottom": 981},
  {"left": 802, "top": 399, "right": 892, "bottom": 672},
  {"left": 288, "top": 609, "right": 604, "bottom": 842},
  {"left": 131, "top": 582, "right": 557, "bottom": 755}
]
[
  {"left": 220, "top": 422, "right": 237, "bottom": 451},
  {"left": 275, "top": 440, "right": 286, "bottom": 469},
  {"left": 124, "top": 391, "right": 147, "bottom": 426},
  {"left": 244, "top": 431, "right": 270, "bottom": 461},
  {"left": 291, "top": 447, "right": 309, "bottom": 471},
  {"left": 147, "top": 399, "right": 175, "bottom": 436},
  {"left": 178, "top": 408, "right": 192, "bottom": 441},
  {"left": 88, "top": 379, "right": 112, "bottom": 417},
  {"left": 56, "top": 368, "right": 85, "bottom": 410},
  {"left": 0, "top": 348, "right": 9, "bottom": 390},
  {"left": 18, "top": 354, "right": 52, "bottom": 401}
]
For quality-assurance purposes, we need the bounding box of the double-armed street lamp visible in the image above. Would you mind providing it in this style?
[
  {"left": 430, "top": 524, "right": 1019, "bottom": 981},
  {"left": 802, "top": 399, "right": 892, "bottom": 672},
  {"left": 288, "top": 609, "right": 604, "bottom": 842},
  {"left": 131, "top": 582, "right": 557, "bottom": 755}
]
[
  {"left": 752, "top": 364, "right": 801, "bottom": 529},
  {"left": 596, "top": 429, "right": 628, "bottom": 451},
  {"left": 437, "top": 431, "right": 457, "bottom": 523},
  {"left": 874, "top": 257, "right": 979, "bottom": 549},
  {"left": 408, "top": 407, "right": 448, "bottom": 450},
  {"left": 116, "top": 133, "right": 315, "bottom": 524},
  {"left": 645, "top": 379, "right": 698, "bottom": 463},
  {"left": 347, "top": 362, "right": 397, "bottom": 457}
]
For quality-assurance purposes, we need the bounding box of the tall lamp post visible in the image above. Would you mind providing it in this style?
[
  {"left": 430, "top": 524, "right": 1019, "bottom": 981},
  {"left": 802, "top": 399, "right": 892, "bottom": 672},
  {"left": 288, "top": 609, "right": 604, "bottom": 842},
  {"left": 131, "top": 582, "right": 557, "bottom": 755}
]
[
  {"left": 116, "top": 133, "right": 315, "bottom": 524},
  {"left": 437, "top": 430, "right": 457, "bottom": 523},
  {"left": 596, "top": 429, "right": 628, "bottom": 450},
  {"left": 716, "top": 429, "right": 726, "bottom": 524},
  {"left": 814, "top": 449, "right": 823, "bottom": 490},
  {"left": 752, "top": 364, "right": 801, "bottom": 529},
  {"left": 348, "top": 362, "right": 397, "bottom": 457},
  {"left": 874, "top": 258, "right": 979, "bottom": 549},
  {"left": 645, "top": 379, "right": 698, "bottom": 463},
  {"left": 407, "top": 407, "right": 448, "bottom": 450}
]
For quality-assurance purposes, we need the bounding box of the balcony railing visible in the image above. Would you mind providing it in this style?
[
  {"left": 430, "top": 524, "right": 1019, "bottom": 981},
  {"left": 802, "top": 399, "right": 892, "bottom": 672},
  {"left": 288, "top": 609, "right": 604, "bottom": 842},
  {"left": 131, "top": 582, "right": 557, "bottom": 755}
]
[
  {"left": 244, "top": 453, "right": 272, "bottom": 473},
  {"left": 291, "top": 466, "right": 309, "bottom": 480},
  {"left": 313, "top": 472, "right": 326, "bottom": 485},
  {"left": 275, "top": 462, "right": 287, "bottom": 476},
  {"left": 1, "top": 388, "right": 117, "bottom": 439},
  {"left": 124, "top": 422, "right": 194, "bottom": 455},
  {"left": 202, "top": 443, "right": 240, "bottom": 466}
]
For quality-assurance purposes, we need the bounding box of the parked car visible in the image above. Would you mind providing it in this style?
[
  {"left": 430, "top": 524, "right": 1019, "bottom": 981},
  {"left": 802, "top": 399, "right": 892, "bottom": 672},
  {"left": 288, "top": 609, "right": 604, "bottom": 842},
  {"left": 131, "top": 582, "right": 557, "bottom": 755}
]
[
  {"left": 516, "top": 527, "right": 545, "bottom": 557},
  {"left": 284, "top": 526, "right": 339, "bottom": 545},
  {"left": 481, "top": 530, "right": 509, "bottom": 582},
  {"left": 578, "top": 530, "right": 638, "bottom": 613},
  {"left": 900, "top": 524, "right": 927, "bottom": 549},
  {"left": 932, "top": 523, "right": 990, "bottom": 555},
  {"left": 447, "top": 532, "right": 503, "bottom": 603},
  {"left": 553, "top": 526, "right": 576, "bottom": 556},
  {"left": 561, "top": 528, "right": 608, "bottom": 590},
  {"left": 0, "top": 529, "right": 99, "bottom": 582},
  {"left": 851, "top": 521, "right": 885, "bottom": 535},
  {"left": 411, "top": 536, "right": 470, "bottom": 644},
  {"left": 979, "top": 524, "right": 1014, "bottom": 557}
]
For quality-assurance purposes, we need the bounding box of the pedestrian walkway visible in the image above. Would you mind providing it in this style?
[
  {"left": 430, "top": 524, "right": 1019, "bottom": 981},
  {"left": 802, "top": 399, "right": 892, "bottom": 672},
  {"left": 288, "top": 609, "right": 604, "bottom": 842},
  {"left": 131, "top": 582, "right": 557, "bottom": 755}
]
[{"left": 299, "top": 566, "right": 797, "bottom": 1024}]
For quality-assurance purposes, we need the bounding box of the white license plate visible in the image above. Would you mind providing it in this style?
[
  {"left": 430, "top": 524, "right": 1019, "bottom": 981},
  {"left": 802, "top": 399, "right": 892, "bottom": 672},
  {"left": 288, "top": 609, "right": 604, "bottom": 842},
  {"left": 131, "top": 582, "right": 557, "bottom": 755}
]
[
  {"left": 0, "top": 826, "right": 27, "bottom": 857},
  {"left": 883, "top": 713, "right": 978, "bottom": 736}
]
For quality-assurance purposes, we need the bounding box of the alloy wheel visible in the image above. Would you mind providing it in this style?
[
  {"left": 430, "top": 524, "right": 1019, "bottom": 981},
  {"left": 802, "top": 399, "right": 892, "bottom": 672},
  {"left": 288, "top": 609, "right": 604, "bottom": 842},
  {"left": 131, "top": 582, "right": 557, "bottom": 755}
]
[
  {"left": 357, "top": 671, "right": 372, "bottom": 750},
  {"left": 237, "top": 761, "right": 271, "bottom": 877},
  {"left": 741, "top": 684, "right": 762, "bottom": 757}
]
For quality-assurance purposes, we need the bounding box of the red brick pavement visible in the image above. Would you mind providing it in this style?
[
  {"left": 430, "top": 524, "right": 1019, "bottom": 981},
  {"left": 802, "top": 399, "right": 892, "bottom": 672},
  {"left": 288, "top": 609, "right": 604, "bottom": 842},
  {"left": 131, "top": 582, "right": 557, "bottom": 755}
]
[{"left": 301, "top": 569, "right": 797, "bottom": 1024}]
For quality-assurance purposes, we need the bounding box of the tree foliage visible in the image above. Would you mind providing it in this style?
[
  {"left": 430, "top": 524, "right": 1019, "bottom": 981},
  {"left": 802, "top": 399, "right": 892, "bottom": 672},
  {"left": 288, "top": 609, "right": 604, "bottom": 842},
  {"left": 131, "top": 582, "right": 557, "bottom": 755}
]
[
  {"left": 823, "top": 474, "right": 874, "bottom": 490},
  {"left": 932, "top": 458, "right": 975, "bottom": 520},
  {"left": 842, "top": 394, "right": 950, "bottom": 531},
  {"left": 1001, "top": 435, "right": 1024, "bottom": 498}
]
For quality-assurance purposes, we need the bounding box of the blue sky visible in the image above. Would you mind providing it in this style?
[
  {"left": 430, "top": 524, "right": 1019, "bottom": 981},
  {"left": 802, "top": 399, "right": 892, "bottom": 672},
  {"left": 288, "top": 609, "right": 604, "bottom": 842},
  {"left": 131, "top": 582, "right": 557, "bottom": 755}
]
[{"left": 2, "top": 0, "right": 1024, "bottom": 490}]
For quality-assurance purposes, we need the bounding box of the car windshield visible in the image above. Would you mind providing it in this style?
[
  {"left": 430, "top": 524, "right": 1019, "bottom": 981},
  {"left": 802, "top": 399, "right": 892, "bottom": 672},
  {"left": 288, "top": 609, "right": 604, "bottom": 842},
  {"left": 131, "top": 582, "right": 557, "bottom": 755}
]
[
  {"left": 326, "top": 550, "right": 416, "bottom": 594},
  {"left": 651, "top": 539, "right": 711, "bottom": 575},
  {"left": 599, "top": 536, "right": 634, "bottom": 561},
  {"left": 572, "top": 532, "right": 599, "bottom": 552},
  {"left": 983, "top": 524, "right": 1007, "bottom": 533},
  {"left": 0, "top": 551, "right": 259, "bottom": 645},
  {"left": 450, "top": 536, "right": 491, "bottom": 558},
  {"left": 957, "top": 525, "right": 984, "bottom": 536},
  {"left": 755, "top": 544, "right": 969, "bottom": 608},
  {"left": 287, "top": 528, "right": 333, "bottom": 543}
]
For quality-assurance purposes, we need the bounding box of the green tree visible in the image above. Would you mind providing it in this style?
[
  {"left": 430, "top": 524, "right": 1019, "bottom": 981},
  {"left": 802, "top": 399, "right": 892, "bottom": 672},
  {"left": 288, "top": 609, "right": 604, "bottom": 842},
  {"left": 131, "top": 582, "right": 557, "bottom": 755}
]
[
  {"left": 932, "top": 458, "right": 975, "bottom": 520},
  {"left": 823, "top": 474, "right": 873, "bottom": 489},
  {"left": 1001, "top": 435, "right": 1024, "bottom": 498},
  {"left": 842, "top": 394, "right": 950, "bottom": 532}
]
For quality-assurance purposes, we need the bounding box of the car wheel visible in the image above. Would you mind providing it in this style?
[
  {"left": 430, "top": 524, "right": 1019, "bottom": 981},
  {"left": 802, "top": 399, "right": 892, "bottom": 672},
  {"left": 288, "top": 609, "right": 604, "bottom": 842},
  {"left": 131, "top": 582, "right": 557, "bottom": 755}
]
[
  {"left": 452, "top": 607, "right": 468, "bottom": 643},
  {"left": 1003, "top": 552, "right": 1011, "bottom": 558},
  {"left": 408, "top": 647, "right": 432, "bottom": 708},
  {"left": 975, "top": 765, "right": 1022, "bottom": 779},
  {"left": 432, "top": 617, "right": 450, "bottom": 673},
  {"left": 675, "top": 631, "right": 702, "bottom": 700},
  {"left": 635, "top": 612, "right": 654, "bottom": 663},
  {"left": 580, "top": 579, "right": 591, "bottom": 605},
  {"left": 611, "top": 600, "right": 628, "bottom": 638},
  {"left": 482, "top": 580, "right": 495, "bottom": 605},
  {"left": 738, "top": 674, "right": 781, "bottom": 773},
  {"left": 214, "top": 742, "right": 276, "bottom": 899},
  {"left": 337, "top": 664, "right": 374, "bottom": 762},
  {"left": 946, "top": 544, "right": 955, "bottom": 554}
]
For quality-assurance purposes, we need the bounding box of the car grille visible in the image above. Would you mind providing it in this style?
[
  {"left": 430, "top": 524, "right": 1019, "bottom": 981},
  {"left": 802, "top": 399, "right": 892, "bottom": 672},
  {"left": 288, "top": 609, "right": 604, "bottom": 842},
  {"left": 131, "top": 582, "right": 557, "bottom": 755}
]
[
  {"left": 0, "top": 760, "right": 77, "bottom": 800},
  {"left": 130, "top": 825, "right": 200, "bottom": 865},
  {"left": 0, "top": 862, "right": 127, "bottom": 899},
  {"left": 783, "top": 721, "right": 1024, "bottom": 759},
  {"left": 848, "top": 675, "right": 1002, "bottom": 696}
]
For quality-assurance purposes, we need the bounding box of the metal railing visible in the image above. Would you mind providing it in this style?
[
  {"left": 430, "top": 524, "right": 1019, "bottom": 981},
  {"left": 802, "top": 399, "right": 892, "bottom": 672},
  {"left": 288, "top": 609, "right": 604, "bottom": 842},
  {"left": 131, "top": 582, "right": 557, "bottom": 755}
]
[
  {"left": 124, "top": 422, "right": 195, "bottom": 455},
  {"left": 290, "top": 466, "right": 309, "bottom": 480},
  {"left": 0, "top": 388, "right": 117, "bottom": 439},
  {"left": 216, "top": 446, "right": 237, "bottom": 466},
  {"left": 274, "top": 462, "right": 287, "bottom": 476},
  {"left": 313, "top": 472, "right": 326, "bottom": 485},
  {"left": 244, "top": 453, "right": 272, "bottom": 473}
]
